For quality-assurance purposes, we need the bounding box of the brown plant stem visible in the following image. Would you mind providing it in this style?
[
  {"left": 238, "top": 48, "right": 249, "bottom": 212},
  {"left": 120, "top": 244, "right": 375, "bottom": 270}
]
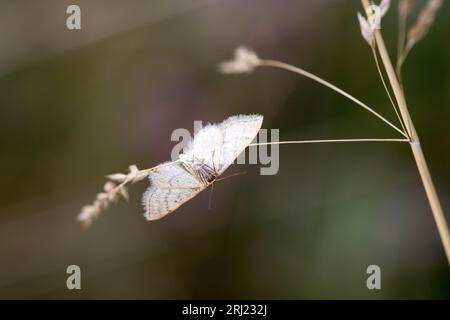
[{"left": 362, "top": 0, "right": 450, "bottom": 266}]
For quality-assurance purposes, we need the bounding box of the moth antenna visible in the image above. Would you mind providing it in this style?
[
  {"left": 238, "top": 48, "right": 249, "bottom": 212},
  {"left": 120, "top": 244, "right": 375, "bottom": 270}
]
[{"left": 216, "top": 171, "right": 247, "bottom": 182}]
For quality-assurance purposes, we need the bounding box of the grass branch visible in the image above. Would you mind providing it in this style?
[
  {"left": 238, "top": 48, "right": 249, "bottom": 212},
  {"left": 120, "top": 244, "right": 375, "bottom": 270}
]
[
  {"left": 250, "top": 138, "right": 409, "bottom": 146},
  {"left": 259, "top": 59, "right": 408, "bottom": 138},
  {"left": 371, "top": 47, "right": 408, "bottom": 134}
]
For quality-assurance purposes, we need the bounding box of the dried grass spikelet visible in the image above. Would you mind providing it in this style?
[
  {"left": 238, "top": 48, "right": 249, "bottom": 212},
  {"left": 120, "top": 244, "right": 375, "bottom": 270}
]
[
  {"left": 77, "top": 164, "right": 148, "bottom": 228},
  {"left": 406, "top": 0, "right": 442, "bottom": 50},
  {"left": 357, "top": 0, "right": 391, "bottom": 46},
  {"left": 218, "top": 46, "right": 261, "bottom": 74},
  {"left": 378, "top": 0, "right": 391, "bottom": 17},
  {"left": 398, "top": 0, "right": 415, "bottom": 56},
  {"left": 357, "top": 12, "right": 375, "bottom": 45}
]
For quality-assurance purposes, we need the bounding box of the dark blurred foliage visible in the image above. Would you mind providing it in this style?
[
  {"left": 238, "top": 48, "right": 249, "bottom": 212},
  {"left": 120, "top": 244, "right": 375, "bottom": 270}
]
[{"left": 0, "top": 0, "right": 449, "bottom": 299}]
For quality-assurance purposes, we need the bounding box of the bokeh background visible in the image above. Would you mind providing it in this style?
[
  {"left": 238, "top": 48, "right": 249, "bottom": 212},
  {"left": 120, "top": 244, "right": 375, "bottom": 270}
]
[{"left": 0, "top": 0, "right": 449, "bottom": 299}]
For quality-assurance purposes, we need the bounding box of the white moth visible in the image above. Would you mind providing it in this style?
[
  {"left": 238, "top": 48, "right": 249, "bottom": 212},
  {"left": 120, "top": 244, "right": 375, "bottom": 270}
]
[{"left": 142, "top": 114, "right": 263, "bottom": 221}]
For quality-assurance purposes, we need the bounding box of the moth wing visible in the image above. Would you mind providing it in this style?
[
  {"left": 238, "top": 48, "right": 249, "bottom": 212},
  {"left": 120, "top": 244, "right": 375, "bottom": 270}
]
[
  {"left": 216, "top": 114, "right": 263, "bottom": 174},
  {"left": 181, "top": 125, "right": 223, "bottom": 172},
  {"left": 142, "top": 161, "right": 205, "bottom": 221}
]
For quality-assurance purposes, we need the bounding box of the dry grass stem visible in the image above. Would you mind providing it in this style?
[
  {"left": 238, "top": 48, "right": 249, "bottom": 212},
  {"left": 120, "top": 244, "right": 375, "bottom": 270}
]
[
  {"left": 400, "top": 0, "right": 415, "bottom": 16},
  {"left": 361, "top": 0, "right": 450, "bottom": 266},
  {"left": 371, "top": 47, "right": 408, "bottom": 134},
  {"left": 250, "top": 138, "right": 409, "bottom": 147}
]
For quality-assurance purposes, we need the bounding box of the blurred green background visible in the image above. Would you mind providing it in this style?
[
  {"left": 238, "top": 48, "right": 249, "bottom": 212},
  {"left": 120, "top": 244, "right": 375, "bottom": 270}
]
[{"left": 0, "top": 0, "right": 449, "bottom": 299}]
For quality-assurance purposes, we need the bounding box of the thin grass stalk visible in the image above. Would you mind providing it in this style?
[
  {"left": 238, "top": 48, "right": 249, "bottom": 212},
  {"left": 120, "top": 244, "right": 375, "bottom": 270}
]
[
  {"left": 250, "top": 138, "right": 408, "bottom": 146},
  {"left": 361, "top": 0, "right": 450, "bottom": 266}
]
